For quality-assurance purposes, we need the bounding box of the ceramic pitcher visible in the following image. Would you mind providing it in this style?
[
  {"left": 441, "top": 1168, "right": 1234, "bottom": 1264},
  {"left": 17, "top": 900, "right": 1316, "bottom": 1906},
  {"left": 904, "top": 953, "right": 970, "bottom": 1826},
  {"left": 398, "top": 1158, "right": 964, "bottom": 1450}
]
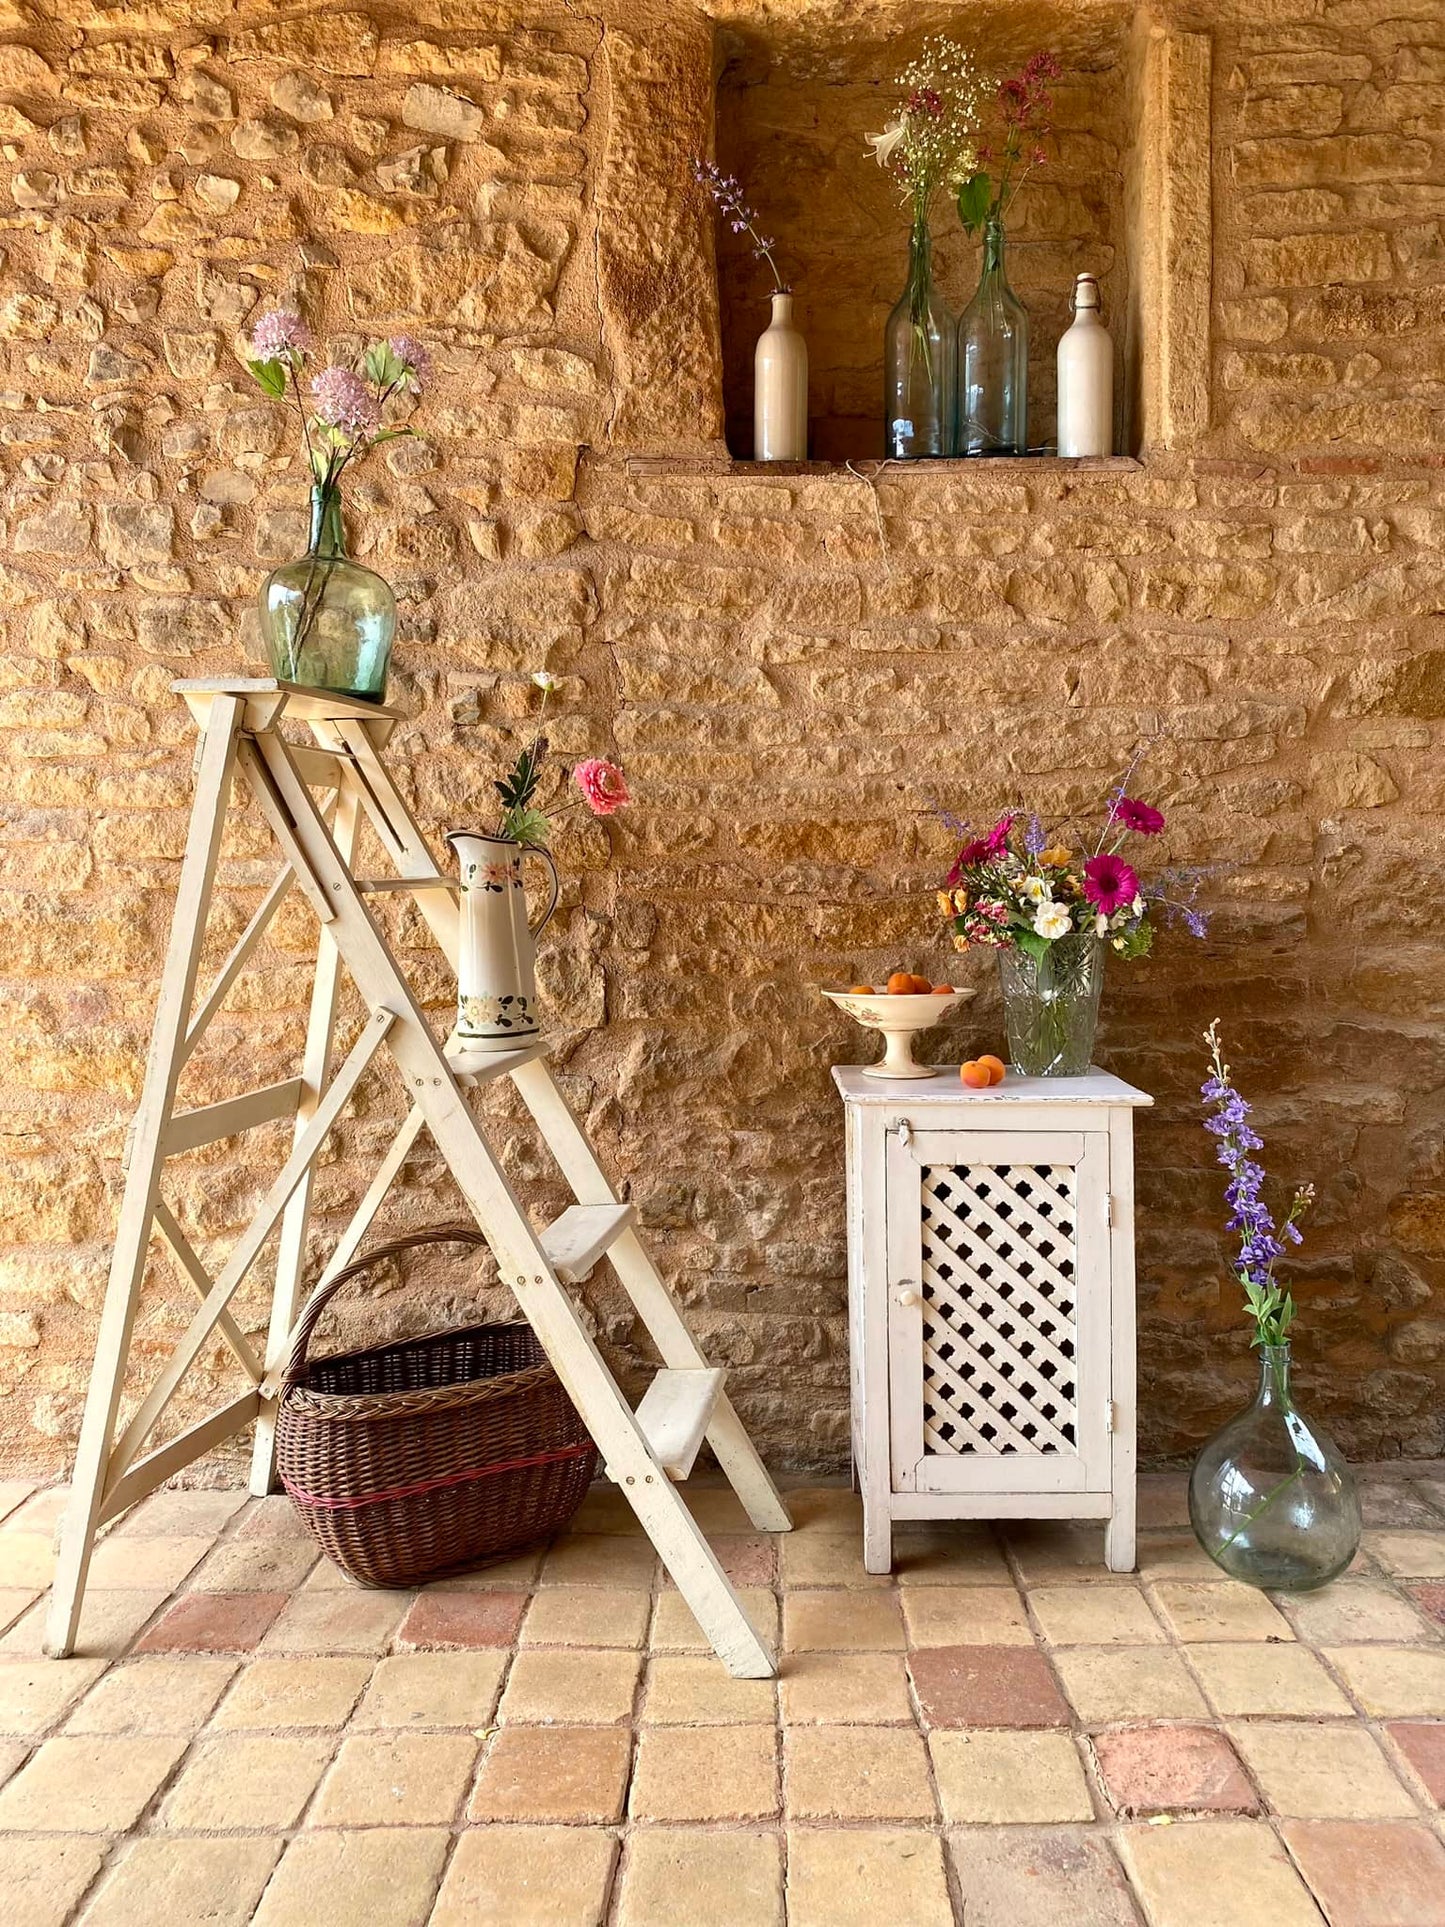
[{"left": 446, "top": 831, "right": 559, "bottom": 1051}]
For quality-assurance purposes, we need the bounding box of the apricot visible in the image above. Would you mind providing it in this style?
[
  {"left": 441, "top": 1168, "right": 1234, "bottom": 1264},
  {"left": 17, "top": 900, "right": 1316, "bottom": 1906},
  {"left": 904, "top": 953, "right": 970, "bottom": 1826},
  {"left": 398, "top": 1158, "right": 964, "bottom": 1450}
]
[
  {"left": 978, "top": 1054, "right": 1007, "bottom": 1085},
  {"left": 908, "top": 973, "right": 933, "bottom": 994},
  {"left": 931, "top": 983, "right": 954, "bottom": 994},
  {"left": 960, "top": 1060, "right": 992, "bottom": 1089},
  {"left": 849, "top": 984, "right": 874, "bottom": 995},
  {"left": 886, "top": 971, "right": 915, "bottom": 995}
]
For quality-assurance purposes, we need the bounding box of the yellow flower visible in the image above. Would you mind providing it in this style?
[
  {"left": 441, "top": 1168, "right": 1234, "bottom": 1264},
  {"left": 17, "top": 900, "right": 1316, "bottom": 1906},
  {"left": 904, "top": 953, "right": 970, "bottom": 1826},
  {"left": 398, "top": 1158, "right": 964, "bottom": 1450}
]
[
  {"left": 952, "top": 933, "right": 970, "bottom": 952},
  {"left": 1039, "top": 845, "right": 1072, "bottom": 868},
  {"left": 936, "top": 890, "right": 955, "bottom": 916},
  {"left": 952, "top": 888, "right": 969, "bottom": 913}
]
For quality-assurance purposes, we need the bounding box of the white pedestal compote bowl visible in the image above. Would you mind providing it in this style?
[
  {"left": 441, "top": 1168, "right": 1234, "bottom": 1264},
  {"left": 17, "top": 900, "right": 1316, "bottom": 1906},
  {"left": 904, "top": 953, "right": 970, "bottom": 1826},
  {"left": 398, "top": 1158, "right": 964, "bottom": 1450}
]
[{"left": 821, "top": 986, "right": 976, "bottom": 1080}]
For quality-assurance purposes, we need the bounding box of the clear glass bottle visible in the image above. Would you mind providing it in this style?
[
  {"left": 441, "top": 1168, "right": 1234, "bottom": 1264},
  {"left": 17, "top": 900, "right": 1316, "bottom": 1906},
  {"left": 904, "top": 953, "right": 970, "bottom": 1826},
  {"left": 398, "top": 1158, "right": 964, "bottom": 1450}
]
[
  {"left": 1189, "top": 1343, "right": 1361, "bottom": 1591},
  {"left": 884, "top": 217, "right": 956, "bottom": 459},
  {"left": 997, "top": 933, "right": 1103, "bottom": 1076},
  {"left": 958, "top": 214, "right": 1029, "bottom": 456},
  {"left": 258, "top": 483, "right": 396, "bottom": 702}
]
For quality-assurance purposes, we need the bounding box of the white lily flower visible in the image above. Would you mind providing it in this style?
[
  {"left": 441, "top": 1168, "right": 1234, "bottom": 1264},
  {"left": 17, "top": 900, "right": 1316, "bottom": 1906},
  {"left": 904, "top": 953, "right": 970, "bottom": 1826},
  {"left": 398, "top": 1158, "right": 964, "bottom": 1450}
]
[
  {"left": 1034, "top": 903, "right": 1073, "bottom": 941},
  {"left": 532, "top": 670, "right": 557, "bottom": 691},
  {"left": 866, "top": 120, "right": 907, "bottom": 168}
]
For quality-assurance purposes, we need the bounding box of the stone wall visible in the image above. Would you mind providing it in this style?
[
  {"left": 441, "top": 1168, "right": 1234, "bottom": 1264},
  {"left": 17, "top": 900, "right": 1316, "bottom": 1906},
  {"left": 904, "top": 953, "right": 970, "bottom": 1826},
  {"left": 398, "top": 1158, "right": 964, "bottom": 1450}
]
[{"left": 2, "top": 0, "right": 1444, "bottom": 1483}]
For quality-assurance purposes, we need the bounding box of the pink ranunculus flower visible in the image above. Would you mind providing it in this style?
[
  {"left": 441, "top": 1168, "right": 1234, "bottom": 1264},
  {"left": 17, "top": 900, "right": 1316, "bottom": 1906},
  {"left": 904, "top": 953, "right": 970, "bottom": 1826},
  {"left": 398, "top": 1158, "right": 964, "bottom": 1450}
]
[
  {"left": 574, "top": 758, "right": 630, "bottom": 816},
  {"left": 1114, "top": 795, "right": 1166, "bottom": 835},
  {"left": 1083, "top": 852, "right": 1140, "bottom": 916}
]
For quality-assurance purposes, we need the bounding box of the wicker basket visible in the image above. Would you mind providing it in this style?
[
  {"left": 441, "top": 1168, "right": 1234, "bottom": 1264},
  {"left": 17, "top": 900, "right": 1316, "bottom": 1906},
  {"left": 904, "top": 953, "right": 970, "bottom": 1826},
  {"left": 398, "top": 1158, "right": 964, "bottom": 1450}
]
[{"left": 276, "top": 1225, "right": 598, "bottom": 1588}]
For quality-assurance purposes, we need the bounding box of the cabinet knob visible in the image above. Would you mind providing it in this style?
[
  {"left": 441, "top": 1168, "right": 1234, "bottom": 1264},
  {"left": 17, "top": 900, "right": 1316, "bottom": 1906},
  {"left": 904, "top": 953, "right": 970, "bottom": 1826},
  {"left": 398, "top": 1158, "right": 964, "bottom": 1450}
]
[{"left": 895, "top": 1285, "right": 922, "bottom": 1309}]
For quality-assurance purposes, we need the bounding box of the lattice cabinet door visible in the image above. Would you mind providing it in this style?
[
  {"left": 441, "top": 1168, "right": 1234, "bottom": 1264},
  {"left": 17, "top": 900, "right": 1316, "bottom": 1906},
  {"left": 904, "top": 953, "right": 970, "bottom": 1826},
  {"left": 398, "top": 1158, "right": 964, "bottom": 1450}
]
[{"left": 885, "top": 1128, "right": 1113, "bottom": 1497}]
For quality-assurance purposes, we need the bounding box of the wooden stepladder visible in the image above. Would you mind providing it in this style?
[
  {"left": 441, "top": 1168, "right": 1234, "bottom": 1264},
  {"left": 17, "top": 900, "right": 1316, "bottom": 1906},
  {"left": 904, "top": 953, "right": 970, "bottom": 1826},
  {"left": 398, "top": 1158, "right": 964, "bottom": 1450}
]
[{"left": 47, "top": 678, "right": 791, "bottom": 1673}]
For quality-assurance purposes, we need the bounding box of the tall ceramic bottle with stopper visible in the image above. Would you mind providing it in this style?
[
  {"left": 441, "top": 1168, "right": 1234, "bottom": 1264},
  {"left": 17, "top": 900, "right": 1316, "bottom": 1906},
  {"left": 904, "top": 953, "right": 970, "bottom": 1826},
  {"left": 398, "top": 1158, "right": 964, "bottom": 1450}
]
[{"left": 1056, "top": 272, "right": 1113, "bottom": 457}]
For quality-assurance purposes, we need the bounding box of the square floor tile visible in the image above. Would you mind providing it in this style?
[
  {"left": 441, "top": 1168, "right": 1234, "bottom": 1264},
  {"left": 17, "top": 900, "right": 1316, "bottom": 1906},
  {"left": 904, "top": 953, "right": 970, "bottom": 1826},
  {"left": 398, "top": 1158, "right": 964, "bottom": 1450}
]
[
  {"left": 892, "top": 1522, "right": 1011, "bottom": 1586},
  {"left": 430, "top": 1825, "right": 617, "bottom": 1926},
  {"left": 630, "top": 1724, "right": 776, "bottom": 1822},
  {"left": 779, "top": 1534, "right": 890, "bottom": 1589},
  {"left": 909, "top": 1644, "right": 1069, "bottom": 1728},
  {"left": 1030, "top": 1584, "right": 1165, "bottom": 1646},
  {"left": 309, "top": 1732, "right": 477, "bottom": 1826},
  {"left": 187, "top": 1536, "right": 319, "bottom": 1593},
  {"left": 1387, "top": 1722, "right": 1445, "bottom": 1804},
  {"left": 1286, "top": 1580, "right": 1436, "bottom": 1645},
  {"left": 1325, "top": 1646, "right": 1445, "bottom": 1718},
  {"left": 81, "top": 1834, "right": 281, "bottom": 1927},
  {"left": 779, "top": 1652, "right": 913, "bottom": 1725},
  {"left": 0, "top": 1658, "right": 107, "bottom": 1738},
  {"left": 501, "top": 1648, "right": 643, "bottom": 1725},
  {"left": 160, "top": 1733, "right": 333, "bottom": 1829},
  {"left": 253, "top": 1828, "right": 449, "bottom": 1927},
  {"left": 931, "top": 1729, "right": 1093, "bottom": 1824},
  {"left": 1135, "top": 1533, "right": 1227, "bottom": 1581},
  {"left": 783, "top": 1591, "right": 905, "bottom": 1652},
  {"left": 3, "top": 1590, "right": 168, "bottom": 1660},
  {"left": 948, "top": 1826, "right": 1140, "bottom": 1927},
  {"left": 1282, "top": 1819, "right": 1445, "bottom": 1926},
  {"left": 1188, "top": 1641, "right": 1353, "bottom": 1717},
  {"left": 115, "top": 1490, "right": 247, "bottom": 1537},
  {"left": 1093, "top": 1725, "right": 1257, "bottom": 1816},
  {"left": 471, "top": 1724, "right": 631, "bottom": 1824},
  {"left": 85, "top": 1536, "right": 213, "bottom": 1592},
  {"left": 63, "top": 1657, "right": 235, "bottom": 1735},
  {"left": 901, "top": 1585, "right": 1032, "bottom": 1647},
  {"left": 538, "top": 1534, "right": 656, "bottom": 1587},
  {"left": 1367, "top": 1533, "right": 1445, "bottom": 1579},
  {"left": 649, "top": 1587, "right": 778, "bottom": 1654},
  {"left": 1233, "top": 1721, "right": 1418, "bottom": 1818},
  {"left": 1004, "top": 1524, "right": 1120, "bottom": 1585},
  {"left": 260, "top": 1590, "right": 409, "bottom": 1656},
  {"left": 394, "top": 1590, "right": 526, "bottom": 1651},
  {"left": 787, "top": 1828, "right": 951, "bottom": 1927},
  {"left": 1409, "top": 1584, "right": 1445, "bottom": 1629},
  {"left": 1052, "top": 1646, "right": 1209, "bottom": 1722},
  {"left": 0, "top": 1835, "right": 109, "bottom": 1927},
  {"left": 133, "top": 1591, "right": 287, "bottom": 1655},
  {"left": 1120, "top": 1817, "right": 1323, "bottom": 1927},
  {"left": 351, "top": 1652, "right": 507, "bottom": 1730},
  {"left": 0, "top": 1733, "right": 186, "bottom": 1831},
  {"left": 210, "top": 1656, "right": 372, "bottom": 1729},
  {"left": 522, "top": 1587, "right": 650, "bottom": 1648},
  {"left": 1151, "top": 1580, "right": 1294, "bottom": 1642},
  {"left": 616, "top": 1829, "right": 782, "bottom": 1927},
  {"left": 640, "top": 1654, "right": 774, "bottom": 1725},
  {"left": 0, "top": 1537, "right": 55, "bottom": 1591},
  {"left": 786, "top": 1724, "right": 935, "bottom": 1821}
]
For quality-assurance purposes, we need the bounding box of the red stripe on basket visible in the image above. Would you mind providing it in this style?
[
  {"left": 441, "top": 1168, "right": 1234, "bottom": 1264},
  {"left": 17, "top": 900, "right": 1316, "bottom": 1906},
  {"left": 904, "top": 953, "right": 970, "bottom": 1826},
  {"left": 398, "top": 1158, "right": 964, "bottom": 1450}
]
[{"left": 281, "top": 1440, "right": 594, "bottom": 1512}]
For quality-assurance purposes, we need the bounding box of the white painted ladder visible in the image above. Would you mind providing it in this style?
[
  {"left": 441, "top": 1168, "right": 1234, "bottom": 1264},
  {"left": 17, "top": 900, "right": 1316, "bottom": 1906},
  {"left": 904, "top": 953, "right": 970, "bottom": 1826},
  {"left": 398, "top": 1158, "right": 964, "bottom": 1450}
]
[{"left": 46, "top": 678, "right": 791, "bottom": 1675}]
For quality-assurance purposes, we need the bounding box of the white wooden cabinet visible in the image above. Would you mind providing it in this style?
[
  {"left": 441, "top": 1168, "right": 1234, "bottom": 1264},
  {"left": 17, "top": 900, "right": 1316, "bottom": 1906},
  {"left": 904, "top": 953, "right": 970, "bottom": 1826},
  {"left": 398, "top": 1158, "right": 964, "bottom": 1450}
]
[{"left": 834, "top": 1066, "right": 1153, "bottom": 1574}]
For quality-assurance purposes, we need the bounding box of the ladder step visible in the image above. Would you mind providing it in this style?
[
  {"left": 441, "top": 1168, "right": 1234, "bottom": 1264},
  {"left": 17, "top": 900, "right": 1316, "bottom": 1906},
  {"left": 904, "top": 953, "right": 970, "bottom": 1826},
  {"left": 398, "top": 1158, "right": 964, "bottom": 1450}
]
[
  {"left": 446, "top": 1039, "right": 549, "bottom": 1082},
  {"left": 538, "top": 1202, "right": 635, "bottom": 1284},
  {"left": 355, "top": 876, "right": 458, "bottom": 894},
  {"left": 634, "top": 1367, "right": 725, "bottom": 1480}
]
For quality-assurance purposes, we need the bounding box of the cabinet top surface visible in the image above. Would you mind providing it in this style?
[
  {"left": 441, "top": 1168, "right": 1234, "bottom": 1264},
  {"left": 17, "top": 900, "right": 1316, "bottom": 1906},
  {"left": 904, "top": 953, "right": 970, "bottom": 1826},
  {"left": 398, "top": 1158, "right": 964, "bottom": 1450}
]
[{"left": 832, "top": 1065, "right": 1153, "bottom": 1108}]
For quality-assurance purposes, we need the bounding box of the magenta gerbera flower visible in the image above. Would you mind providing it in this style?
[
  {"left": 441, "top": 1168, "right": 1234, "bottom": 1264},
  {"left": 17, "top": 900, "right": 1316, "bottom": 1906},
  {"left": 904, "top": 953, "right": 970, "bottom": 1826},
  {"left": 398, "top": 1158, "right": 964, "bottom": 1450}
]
[
  {"left": 250, "top": 308, "right": 312, "bottom": 360},
  {"left": 310, "top": 366, "right": 381, "bottom": 436},
  {"left": 1113, "top": 795, "right": 1166, "bottom": 836},
  {"left": 1083, "top": 852, "right": 1140, "bottom": 915},
  {"left": 983, "top": 811, "right": 1015, "bottom": 855}
]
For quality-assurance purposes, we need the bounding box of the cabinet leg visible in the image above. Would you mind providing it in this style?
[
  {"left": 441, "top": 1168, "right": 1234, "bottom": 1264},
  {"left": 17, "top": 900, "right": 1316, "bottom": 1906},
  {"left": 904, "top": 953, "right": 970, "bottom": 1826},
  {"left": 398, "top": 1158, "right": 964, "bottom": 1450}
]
[
  {"left": 1105, "top": 1502, "right": 1136, "bottom": 1574},
  {"left": 862, "top": 1500, "right": 893, "bottom": 1576}
]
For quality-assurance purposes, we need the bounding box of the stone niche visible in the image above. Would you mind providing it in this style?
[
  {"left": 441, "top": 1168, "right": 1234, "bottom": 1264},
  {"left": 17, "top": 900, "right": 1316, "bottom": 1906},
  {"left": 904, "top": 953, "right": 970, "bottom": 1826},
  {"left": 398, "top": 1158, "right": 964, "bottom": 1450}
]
[{"left": 699, "top": 0, "right": 1209, "bottom": 463}]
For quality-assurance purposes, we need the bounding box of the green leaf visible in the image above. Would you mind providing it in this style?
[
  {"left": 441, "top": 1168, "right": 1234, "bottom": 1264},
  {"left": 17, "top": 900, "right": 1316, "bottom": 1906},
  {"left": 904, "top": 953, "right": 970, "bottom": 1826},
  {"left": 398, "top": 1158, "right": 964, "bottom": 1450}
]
[
  {"left": 500, "top": 804, "right": 551, "bottom": 848},
  {"left": 1012, "top": 929, "right": 1049, "bottom": 963},
  {"left": 247, "top": 357, "right": 287, "bottom": 397},
  {"left": 957, "top": 172, "right": 993, "bottom": 235},
  {"left": 364, "top": 341, "right": 406, "bottom": 389}
]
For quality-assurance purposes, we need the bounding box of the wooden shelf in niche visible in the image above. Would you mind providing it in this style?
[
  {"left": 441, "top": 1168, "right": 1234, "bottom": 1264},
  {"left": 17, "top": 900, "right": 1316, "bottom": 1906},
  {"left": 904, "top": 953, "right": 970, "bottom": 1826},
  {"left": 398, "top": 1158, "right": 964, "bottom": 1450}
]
[{"left": 625, "top": 455, "right": 1143, "bottom": 479}]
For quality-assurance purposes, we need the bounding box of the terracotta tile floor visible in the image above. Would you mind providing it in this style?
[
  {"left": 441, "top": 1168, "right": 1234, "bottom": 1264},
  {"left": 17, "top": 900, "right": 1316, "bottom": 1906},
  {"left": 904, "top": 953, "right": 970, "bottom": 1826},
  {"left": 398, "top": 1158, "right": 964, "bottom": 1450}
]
[{"left": 2, "top": 1469, "right": 1445, "bottom": 1925}]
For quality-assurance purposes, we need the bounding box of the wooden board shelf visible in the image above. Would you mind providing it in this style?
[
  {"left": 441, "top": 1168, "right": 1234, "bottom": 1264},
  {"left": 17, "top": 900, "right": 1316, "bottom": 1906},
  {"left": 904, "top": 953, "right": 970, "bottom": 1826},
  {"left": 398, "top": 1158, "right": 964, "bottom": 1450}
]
[{"left": 624, "top": 455, "right": 1143, "bottom": 479}]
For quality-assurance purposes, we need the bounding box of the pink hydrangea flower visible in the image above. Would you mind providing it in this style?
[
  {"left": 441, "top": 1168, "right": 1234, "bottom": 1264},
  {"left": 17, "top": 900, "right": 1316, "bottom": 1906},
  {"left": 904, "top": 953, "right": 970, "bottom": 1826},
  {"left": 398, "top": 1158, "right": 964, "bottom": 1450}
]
[
  {"left": 389, "top": 334, "right": 433, "bottom": 390},
  {"left": 574, "top": 758, "right": 630, "bottom": 817},
  {"left": 310, "top": 366, "right": 381, "bottom": 436},
  {"left": 1083, "top": 852, "right": 1140, "bottom": 915},
  {"left": 1113, "top": 796, "right": 1166, "bottom": 836},
  {"left": 250, "top": 308, "right": 312, "bottom": 360}
]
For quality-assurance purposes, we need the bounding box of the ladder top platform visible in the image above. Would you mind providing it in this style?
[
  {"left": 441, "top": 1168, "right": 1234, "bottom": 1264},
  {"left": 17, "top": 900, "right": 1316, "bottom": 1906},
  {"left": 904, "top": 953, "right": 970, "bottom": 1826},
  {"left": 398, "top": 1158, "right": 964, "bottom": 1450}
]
[
  {"left": 172, "top": 677, "right": 407, "bottom": 728},
  {"left": 832, "top": 1066, "right": 1154, "bottom": 1107}
]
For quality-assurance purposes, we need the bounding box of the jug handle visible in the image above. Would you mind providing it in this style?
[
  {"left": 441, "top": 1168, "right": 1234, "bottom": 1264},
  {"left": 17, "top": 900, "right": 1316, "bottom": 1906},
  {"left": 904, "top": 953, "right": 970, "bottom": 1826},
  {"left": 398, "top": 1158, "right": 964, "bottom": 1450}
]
[{"left": 525, "top": 846, "right": 559, "bottom": 938}]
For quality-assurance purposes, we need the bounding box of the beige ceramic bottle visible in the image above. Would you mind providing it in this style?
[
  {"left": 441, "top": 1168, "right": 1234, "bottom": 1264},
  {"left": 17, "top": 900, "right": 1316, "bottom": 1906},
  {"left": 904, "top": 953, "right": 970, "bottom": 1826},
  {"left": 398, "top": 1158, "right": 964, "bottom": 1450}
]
[
  {"left": 1056, "top": 272, "right": 1113, "bottom": 457},
  {"left": 754, "top": 291, "right": 808, "bottom": 460}
]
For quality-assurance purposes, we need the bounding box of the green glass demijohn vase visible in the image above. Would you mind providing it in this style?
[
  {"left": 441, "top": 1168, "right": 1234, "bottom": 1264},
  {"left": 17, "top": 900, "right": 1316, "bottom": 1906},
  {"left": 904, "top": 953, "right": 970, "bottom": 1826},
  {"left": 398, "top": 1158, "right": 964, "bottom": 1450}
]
[
  {"left": 1189, "top": 1342, "right": 1361, "bottom": 1590},
  {"left": 258, "top": 482, "right": 396, "bottom": 702}
]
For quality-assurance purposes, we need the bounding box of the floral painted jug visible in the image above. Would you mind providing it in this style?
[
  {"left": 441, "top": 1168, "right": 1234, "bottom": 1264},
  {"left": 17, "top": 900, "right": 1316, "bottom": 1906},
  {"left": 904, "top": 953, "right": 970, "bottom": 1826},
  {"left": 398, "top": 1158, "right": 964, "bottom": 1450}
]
[{"left": 447, "top": 832, "right": 559, "bottom": 1051}]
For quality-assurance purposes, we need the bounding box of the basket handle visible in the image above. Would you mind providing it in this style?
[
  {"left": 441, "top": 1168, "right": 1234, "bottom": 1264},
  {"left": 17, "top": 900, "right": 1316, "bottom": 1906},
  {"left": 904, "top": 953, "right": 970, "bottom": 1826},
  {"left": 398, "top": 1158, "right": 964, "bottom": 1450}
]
[{"left": 282, "top": 1224, "right": 489, "bottom": 1386}]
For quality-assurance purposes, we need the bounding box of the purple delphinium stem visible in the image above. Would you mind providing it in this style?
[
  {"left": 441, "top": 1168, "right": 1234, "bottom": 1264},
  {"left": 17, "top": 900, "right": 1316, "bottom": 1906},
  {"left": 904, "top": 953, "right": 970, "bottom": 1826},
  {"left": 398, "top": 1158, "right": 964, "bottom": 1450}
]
[{"left": 1201, "top": 1021, "right": 1313, "bottom": 1297}]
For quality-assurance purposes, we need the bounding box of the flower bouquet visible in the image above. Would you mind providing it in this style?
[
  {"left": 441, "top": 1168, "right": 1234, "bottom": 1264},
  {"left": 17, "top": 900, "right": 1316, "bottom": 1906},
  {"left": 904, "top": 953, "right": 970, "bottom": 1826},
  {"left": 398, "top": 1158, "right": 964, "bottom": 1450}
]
[
  {"left": 1188, "top": 1024, "right": 1361, "bottom": 1588},
  {"left": 866, "top": 37, "right": 982, "bottom": 457},
  {"left": 937, "top": 780, "right": 1205, "bottom": 1074},
  {"left": 244, "top": 308, "right": 430, "bottom": 700}
]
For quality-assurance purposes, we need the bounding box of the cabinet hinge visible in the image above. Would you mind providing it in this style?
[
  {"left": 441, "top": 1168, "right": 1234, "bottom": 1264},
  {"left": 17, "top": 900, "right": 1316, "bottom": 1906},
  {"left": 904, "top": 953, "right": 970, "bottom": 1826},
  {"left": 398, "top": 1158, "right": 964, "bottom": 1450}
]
[
  {"left": 1107, "top": 1193, "right": 1118, "bottom": 1229},
  {"left": 1105, "top": 1398, "right": 1119, "bottom": 1432},
  {"left": 889, "top": 1118, "right": 913, "bottom": 1151}
]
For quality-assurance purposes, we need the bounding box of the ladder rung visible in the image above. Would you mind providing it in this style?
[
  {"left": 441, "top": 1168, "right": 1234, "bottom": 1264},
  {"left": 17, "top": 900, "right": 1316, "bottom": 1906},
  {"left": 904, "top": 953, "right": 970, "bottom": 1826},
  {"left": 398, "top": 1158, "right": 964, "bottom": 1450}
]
[
  {"left": 634, "top": 1367, "right": 724, "bottom": 1480},
  {"left": 354, "top": 876, "right": 458, "bottom": 894},
  {"left": 538, "top": 1202, "right": 635, "bottom": 1284},
  {"left": 446, "top": 1039, "right": 549, "bottom": 1082},
  {"left": 165, "top": 1078, "right": 303, "bottom": 1154}
]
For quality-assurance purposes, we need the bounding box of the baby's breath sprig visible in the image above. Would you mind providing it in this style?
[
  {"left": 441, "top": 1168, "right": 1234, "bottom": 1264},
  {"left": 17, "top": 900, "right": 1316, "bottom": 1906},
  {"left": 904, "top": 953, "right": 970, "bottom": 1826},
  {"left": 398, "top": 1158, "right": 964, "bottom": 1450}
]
[{"left": 866, "top": 36, "right": 983, "bottom": 225}]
